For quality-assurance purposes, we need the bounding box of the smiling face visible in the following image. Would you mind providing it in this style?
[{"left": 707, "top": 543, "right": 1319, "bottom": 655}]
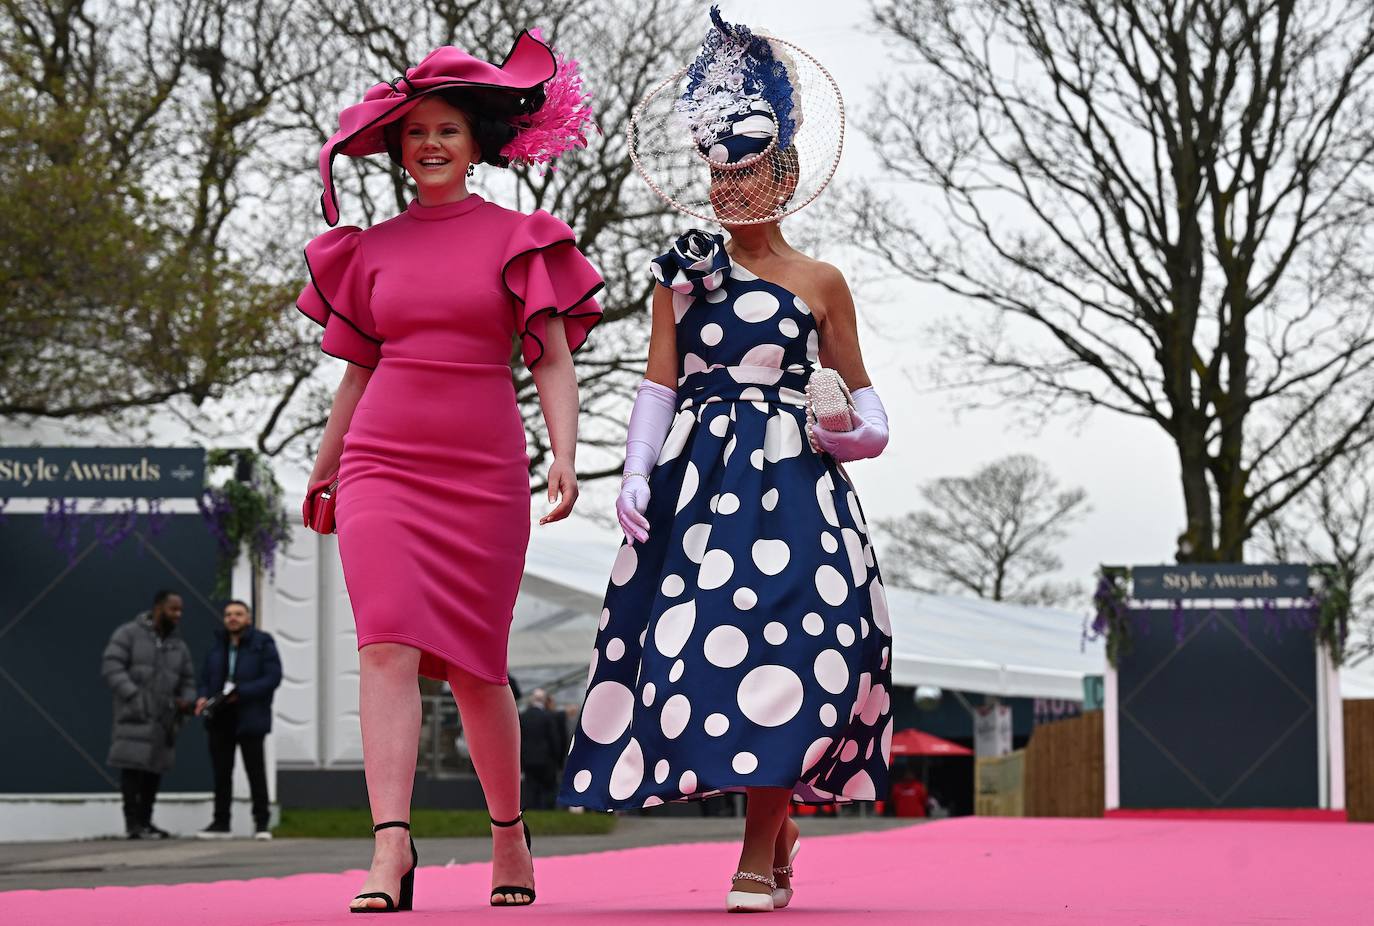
[
  {"left": 399, "top": 96, "right": 481, "bottom": 197},
  {"left": 709, "top": 146, "right": 800, "bottom": 226}
]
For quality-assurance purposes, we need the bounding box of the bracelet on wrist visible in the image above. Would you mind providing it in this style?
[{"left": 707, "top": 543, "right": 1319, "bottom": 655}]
[{"left": 622, "top": 471, "right": 650, "bottom": 485}]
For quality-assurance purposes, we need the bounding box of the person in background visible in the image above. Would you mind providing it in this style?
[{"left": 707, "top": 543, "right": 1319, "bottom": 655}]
[
  {"left": 518, "top": 689, "right": 564, "bottom": 810},
  {"left": 194, "top": 599, "right": 283, "bottom": 840},
  {"left": 101, "top": 589, "right": 196, "bottom": 839}
]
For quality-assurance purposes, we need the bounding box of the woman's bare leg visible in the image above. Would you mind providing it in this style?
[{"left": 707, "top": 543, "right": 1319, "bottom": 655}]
[
  {"left": 350, "top": 643, "right": 422, "bottom": 911},
  {"left": 448, "top": 665, "right": 533, "bottom": 905},
  {"left": 733, "top": 787, "right": 792, "bottom": 895}
]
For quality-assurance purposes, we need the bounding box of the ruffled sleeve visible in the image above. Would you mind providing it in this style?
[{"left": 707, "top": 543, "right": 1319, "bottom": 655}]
[
  {"left": 502, "top": 210, "right": 604, "bottom": 370},
  {"left": 297, "top": 227, "right": 382, "bottom": 369}
]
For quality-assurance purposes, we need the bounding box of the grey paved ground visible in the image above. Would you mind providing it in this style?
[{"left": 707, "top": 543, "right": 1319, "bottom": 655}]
[{"left": 0, "top": 817, "right": 920, "bottom": 892}]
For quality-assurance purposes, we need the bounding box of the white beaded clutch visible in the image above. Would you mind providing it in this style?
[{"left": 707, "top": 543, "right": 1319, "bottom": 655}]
[{"left": 805, "top": 367, "right": 855, "bottom": 451}]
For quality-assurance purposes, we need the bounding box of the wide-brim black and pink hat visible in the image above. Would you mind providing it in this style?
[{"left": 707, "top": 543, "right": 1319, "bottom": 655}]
[{"left": 317, "top": 30, "right": 594, "bottom": 226}]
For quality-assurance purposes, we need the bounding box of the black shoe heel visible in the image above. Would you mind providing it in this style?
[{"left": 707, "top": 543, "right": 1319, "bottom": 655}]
[
  {"left": 489, "top": 812, "right": 535, "bottom": 906},
  {"left": 352, "top": 820, "right": 418, "bottom": 914}
]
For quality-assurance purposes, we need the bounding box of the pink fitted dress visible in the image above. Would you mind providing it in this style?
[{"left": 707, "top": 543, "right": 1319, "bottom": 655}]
[{"left": 297, "top": 194, "right": 603, "bottom": 682}]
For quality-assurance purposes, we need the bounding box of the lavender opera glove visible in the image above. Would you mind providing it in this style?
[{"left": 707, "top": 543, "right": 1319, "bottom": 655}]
[
  {"left": 812, "top": 386, "right": 889, "bottom": 462},
  {"left": 618, "top": 380, "right": 678, "bottom": 544}
]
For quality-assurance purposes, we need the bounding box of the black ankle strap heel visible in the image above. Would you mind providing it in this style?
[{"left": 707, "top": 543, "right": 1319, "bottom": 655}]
[
  {"left": 351, "top": 820, "right": 418, "bottom": 914},
  {"left": 489, "top": 812, "right": 535, "bottom": 906}
]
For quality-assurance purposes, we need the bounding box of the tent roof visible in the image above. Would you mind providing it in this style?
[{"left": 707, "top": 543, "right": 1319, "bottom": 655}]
[{"left": 515, "top": 534, "right": 1374, "bottom": 701}]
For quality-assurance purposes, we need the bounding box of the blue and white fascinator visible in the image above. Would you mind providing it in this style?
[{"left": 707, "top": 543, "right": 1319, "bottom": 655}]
[{"left": 629, "top": 5, "right": 843, "bottom": 224}]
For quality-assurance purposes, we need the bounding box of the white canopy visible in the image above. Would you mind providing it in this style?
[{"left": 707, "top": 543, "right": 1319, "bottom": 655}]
[{"left": 514, "top": 534, "right": 1374, "bottom": 701}]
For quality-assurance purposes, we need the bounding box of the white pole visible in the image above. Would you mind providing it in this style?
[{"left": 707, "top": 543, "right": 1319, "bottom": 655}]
[
  {"left": 1326, "top": 646, "right": 1346, "bottom": 812},
  {"left": 1104, "top": 664, "right": 1120, "bottom": 811}
]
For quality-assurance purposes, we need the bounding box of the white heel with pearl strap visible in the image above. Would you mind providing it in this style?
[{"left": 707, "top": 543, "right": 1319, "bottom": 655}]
[{"left": 726, "top": 870, "right": 776, "bottom": 913}]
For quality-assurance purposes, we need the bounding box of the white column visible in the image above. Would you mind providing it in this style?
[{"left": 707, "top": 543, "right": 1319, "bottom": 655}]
[{"left": 1104, "top": 664, "right": 1120, "bottom": 810}]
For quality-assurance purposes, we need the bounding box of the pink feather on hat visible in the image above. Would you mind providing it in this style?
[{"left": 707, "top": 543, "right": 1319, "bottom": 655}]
[{"left": 500, "top": 28, "right": 598, "bottom": 171}]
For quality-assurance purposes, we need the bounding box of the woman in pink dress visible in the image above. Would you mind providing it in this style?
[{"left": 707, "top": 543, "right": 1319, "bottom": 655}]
[{"left": 299, "top": 35, "right": 599, "bottom": 912}]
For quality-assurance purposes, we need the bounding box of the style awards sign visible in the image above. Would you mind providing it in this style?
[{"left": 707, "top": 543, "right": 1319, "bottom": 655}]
[
  {"left": 0, "top": 448, "right": 205, "bottom": 498},
  {"left": 1130, "top": 564, "right": 1310, "bottom": 599}
]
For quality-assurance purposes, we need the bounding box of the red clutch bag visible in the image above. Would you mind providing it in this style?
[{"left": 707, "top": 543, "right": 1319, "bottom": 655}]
[{"left": 303, "top": 474, "right": 339, "bottom": 534}]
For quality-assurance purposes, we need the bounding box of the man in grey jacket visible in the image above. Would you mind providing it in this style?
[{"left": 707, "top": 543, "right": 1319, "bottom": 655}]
[{"left": 101, "top": 590, "right": 197, "bottom": 838}]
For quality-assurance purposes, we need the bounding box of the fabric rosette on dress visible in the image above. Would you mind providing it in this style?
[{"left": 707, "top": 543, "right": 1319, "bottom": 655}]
[{"left": 559, "top": 239, "right": 892, "bottom": 810}]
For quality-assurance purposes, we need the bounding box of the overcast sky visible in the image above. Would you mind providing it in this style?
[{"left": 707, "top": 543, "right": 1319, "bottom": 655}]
[{"left": 545, "top": 0, "right": 1188, "bottom": 605}]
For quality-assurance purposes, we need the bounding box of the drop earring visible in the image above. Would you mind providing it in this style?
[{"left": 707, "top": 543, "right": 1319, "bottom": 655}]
[{"left": 466, "top": 163, "right": 475, "bottom": 178}]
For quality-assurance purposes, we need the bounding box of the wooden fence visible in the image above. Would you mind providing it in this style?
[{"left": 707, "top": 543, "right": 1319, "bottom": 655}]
[
  {"left": 1024, "top": 711, "right": 1105, "bottom": 818},
  {"left": 1346, "top": 699, "right": 1374, "bottom": 823}
]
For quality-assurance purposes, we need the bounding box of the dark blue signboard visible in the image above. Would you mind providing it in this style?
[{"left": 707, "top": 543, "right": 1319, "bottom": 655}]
[
  {"left": 0, "top": 448, "right": 204, "bottom": 498},
  {"left": 1131, "top": 564, "right": 1310, "bottom": 599}
]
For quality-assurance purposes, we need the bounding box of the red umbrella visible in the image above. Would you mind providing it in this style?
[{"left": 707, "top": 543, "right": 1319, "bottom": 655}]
[{"left": 890, "top": 728, "right": 973, "bottom": 757}]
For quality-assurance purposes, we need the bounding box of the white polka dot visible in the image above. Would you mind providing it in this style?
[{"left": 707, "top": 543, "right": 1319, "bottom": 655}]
[
  {"left": 820, "top": 532, "right": 838, "bottom": 553},
  {"left": 599, "top": 608, "right": 610, "bottom": 630},
  {"left": 717, "top": 493, "right": 740, "bottom": 515},
  {"left": 842, "top": 528, "right": 866, "bottom": 585},
  {"left": 820, "top": 703, "right": 838, "bottom": 726},
  {"left": 654, "top": 600, "right": 696, "bottom": 658},
  {"left": 699, "top": 549, "right": 735, "bottom": 589},
  {"left": 643, "top": 795, "right": 664, "bottom": 808},
  {"left": 751, "top": 538, "right": 791, "bottom": 575},
  {"left": 749, "top": 448, "right": 765, "bottom": 470},
  {"left": 764, "top": 622, "right": 788, "bottom": 645},
  {"left": 680, "top": 770, "right": 698, "bottom": 794},
  {"left": 734, "top": 290, "right": 778, "bottom": 322},
  {"left": 802, "top": 737, "right": 833, "bottom": 774},
  {"left": 708, "top": 494, "right": 719, "bottom": 513},
  {"left": 573, "top": 769, "right": 592, "bottom": 792},
  {"left": 654, "top": 759, "right": 670, "bottom": 783},
  {"left": 606, "top": 638, "right": 625, "bottom": 661},
  {"left": 734, "top": 344, "right": 786, "bottom": 381},
  {"left": 732, "top": 752, "right": 759, "bottom": 774},
  {"left": 609, "top": 738, "right": 645, "bottom": 800},
  {"left": 852, "top": 673, "right": 872, "bottom": 722},
  {"left": 683, "top": 351, "right": 707, "bottom": 376},
  {"left": 662, "top": 574, "right": 685, "bottom": 597},
  {"left": 738, "top": 665, "right": 804, "bottom": 727},
  {"left": 683, "top": 524, "right": 712, "bottom": 563},
  {"left": 806, "top": 329, "right": 820, "bottom": 362},
  {"left": 871, "top": 581, "right": 892, "bottom": 635},
  {"left": 840, "top": 740, "right": 859, "bottom": 763},
  {"left": 586, "top": 649, "right": 598, "bottom": 686},
  {"left": 847, "top": 492, "right": 867, "bottom": 531},
  {"left": 642, "top": 682, "right": 656, "bottom": 707},
  {"left": 881, "top": 646, "right": 890, "bottom": 669},
  {"left": 764, "top": 412, "right": 803, "bottom": 462},
  {"left": 762, "top": 488, "right": 779, "bottom": 510},
  {"left": 670, "top": 659, "right": 685, "bottom": 682},
  {"left": 658, "top": 410, "right": 695, "bottom": 464},
  {"left": 740, "top": 386, "right": 764, "bottom": 403},
  {"left": 881, "top": 719, "right": 894, "bottom": 764},
  {"left": 705, "top": 713, "right": 730, "bottom": 736},
  {"left": 815, "top": 565, "right": 849, "bottom": 605},
  {"left": 867, "top": 740, "right": 875, "bottom": 760},
  {"left": 675, "top": 462, "right": 699, "bottom": 514},
  {"left": 779, "top": 318, "right": 799, "bottom": 338},
  {"left": 580, "top": 682, "right": 634, "bottom": 744},
  {"left": 814, "top": 649, "right": 849, "bottom": 695},
  {"left": 860, "top": 684, "right": 887, "bottom": 726},
  {"left": 843, "top": 770, "right": 876, "bottom": 800},
  {"left": 611, "top": 544, "right": 637, "bottom": 586},
  {"left": 705, "top": 286, "right": 728, "bottom": 303},
  {"left": 733, "top": 587, "right": 757, "bottom": 609},
  {"left": 803, "top": 612, "right": 824, "bottom": 636},
  {"left": 723, "top": 436, "right": 737, "bottom": 465},
  {"left": 704, "top": 625, "right": 749, "bottom": 668},
  {"left": 794, "top": 295, "right": 812, "bottom": 315},
  {"left": 661, "top": 693, "right": 691, "bottom": 739},
  {"left": 837, "top": 623, "right": 856, "bottom": 647},
  {"left": 816, "top": 474, "right": 839, "bottom": 526},
  {"left": 861, "top": 618, "right": 870, "bottom": 639},
  {"left": 701, "top": 322, "right": 723, "bottom": 345},
  {"left": 709, "top": 415, "right": 730, "bottom": 437}
]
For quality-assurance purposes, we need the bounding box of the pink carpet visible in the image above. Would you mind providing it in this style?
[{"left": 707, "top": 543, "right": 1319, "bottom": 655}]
[{"left": 5, "top": 817, "right": 1370, "bottom": 925}]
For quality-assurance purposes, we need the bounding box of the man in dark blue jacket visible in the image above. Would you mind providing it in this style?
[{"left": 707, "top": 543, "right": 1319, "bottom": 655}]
[{"left": 193, "top": 600, "right": 282, "bottom": 839}]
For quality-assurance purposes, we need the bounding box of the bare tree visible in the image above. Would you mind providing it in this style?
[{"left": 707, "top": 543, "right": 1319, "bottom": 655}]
[
  {"left": 854, "top": 0, "right": 1374, "bottom": 563},
  {"left": 878, "top": 454, "right": 1089, "bottom": 606},
  {"left": 252, "top": 0, "right": 700, "bottom": 490},
  {"left": 1255, "top": 420, "right": 1374, "bottom": 665},
  {"left": 0, "top": 0, "right": 318, "bottom": 423}
]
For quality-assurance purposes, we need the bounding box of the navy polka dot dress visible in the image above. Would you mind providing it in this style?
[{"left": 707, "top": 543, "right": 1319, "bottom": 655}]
[{"left": 558, "top": 231, "right": 893, "bottom": 811}]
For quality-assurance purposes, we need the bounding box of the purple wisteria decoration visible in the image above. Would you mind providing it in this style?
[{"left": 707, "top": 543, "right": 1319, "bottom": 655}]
[
  {"left": 1170, "top": 599, "right": 1187, "bottom": 644},
  {"left": 96, "top": 502, "right": 140, "bottom": 555},
  {"left": 43, "top": 497, "right": 81, "bottom": 563},
  {"left": 197, "top": 449, "right": 293, "bottom": 597}
]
